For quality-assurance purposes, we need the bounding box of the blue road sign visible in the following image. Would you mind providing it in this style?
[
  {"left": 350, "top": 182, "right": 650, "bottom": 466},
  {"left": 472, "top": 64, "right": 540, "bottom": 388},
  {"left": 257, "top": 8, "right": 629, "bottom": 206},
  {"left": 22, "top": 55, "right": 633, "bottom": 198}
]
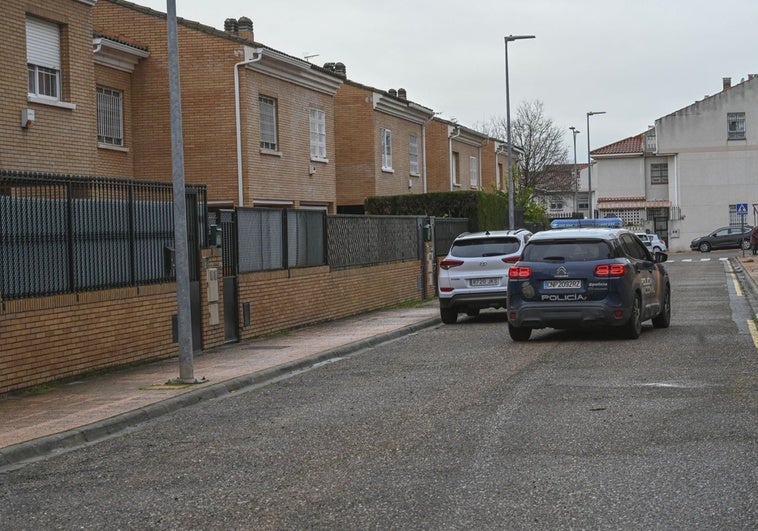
[{"left": 736, "top": 203, "right": 748, "bottom": 215}]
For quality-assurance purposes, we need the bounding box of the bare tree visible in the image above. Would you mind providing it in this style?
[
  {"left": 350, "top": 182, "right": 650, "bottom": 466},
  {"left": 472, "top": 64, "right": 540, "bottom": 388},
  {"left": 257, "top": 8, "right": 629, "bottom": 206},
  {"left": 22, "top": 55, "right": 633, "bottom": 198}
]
[{"left": 478, "top": 100, "right": 569, "bottom": 200}]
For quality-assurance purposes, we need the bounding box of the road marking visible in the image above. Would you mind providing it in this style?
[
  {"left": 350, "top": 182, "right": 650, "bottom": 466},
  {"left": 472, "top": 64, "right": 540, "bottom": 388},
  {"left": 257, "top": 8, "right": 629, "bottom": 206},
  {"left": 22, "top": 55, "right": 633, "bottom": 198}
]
[
  {"left": 749, "top": 319, "right": 758, "bottom": 349},
  {"left": 725, "top": 259, "right": 743, "bottom": 297}
]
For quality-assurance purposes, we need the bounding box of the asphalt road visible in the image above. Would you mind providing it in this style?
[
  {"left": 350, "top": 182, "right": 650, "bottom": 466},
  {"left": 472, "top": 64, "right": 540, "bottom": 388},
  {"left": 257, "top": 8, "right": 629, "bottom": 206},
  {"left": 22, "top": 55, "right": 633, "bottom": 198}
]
[{"left": 1, "top": 254, "right": 756, "bottom": 530}]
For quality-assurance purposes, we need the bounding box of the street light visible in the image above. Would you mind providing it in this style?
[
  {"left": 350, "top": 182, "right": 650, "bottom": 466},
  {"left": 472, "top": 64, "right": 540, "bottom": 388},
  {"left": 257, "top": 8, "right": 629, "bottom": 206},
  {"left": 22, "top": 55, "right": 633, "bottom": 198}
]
[
  {"left": 569, "top": 126, "right": 580, "bottom": 216},
  {"left": 586, "top": 111, "right": 606, "bottom": 219},
  {"left": 504, "top": 34, "right": 535, "bottom": 229}
]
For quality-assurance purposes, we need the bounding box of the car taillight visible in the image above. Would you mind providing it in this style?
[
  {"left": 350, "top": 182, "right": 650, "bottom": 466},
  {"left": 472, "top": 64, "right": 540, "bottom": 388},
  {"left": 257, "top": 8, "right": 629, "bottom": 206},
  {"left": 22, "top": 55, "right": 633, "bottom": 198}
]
[
  {"left": 440, "top": 259, "right": 464, "bottom": 270},
  {"left": 508, "top": 266, "right": 531, "bottom": 279},
  {"left": 594, "top": 263, "right": 627, "bottom": 277},
  {"left": 502, "top": 255, "right": 520, "bottom": 263}
]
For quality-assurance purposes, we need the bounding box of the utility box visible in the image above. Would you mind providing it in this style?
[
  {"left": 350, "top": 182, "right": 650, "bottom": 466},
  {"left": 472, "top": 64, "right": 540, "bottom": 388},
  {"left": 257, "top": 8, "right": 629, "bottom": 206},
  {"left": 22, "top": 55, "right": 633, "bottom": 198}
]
[{"left": 207, "top": 268, "right": 219, "bottom": 302}]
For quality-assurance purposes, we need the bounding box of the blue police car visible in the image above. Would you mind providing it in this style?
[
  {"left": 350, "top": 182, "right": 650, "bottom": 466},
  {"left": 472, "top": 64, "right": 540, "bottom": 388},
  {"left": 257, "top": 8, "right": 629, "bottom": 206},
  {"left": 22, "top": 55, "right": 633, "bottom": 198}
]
[{"left": 506, "top": 218, "right": 671, "bottom": 341}]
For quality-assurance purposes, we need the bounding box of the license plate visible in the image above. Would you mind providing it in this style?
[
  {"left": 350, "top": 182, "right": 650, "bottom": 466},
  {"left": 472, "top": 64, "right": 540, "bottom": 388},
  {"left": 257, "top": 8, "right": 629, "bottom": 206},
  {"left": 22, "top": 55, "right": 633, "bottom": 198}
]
[
  {"left": 544, "top": 279, "right": 582, "bottom": 289},
  {"left": 471, "top": 278, "right": 499, "bottom": 287}
]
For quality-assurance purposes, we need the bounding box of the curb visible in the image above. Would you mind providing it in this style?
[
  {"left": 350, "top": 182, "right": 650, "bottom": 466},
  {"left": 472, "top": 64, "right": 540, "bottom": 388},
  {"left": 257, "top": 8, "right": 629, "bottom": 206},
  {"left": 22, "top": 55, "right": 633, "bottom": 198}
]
[
  {"left": 0, "top": 316, "right": 440, "bottom": 472},
  {"left": 731, "top": 257, "right": 758, "bottom": 315}
]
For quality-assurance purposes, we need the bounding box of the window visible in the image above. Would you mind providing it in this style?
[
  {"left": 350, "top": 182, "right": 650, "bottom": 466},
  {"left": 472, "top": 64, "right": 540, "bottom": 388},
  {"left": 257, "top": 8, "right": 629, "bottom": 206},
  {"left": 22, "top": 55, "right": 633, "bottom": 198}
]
[
  {"left": 381, "top": 128, "right": 392, "bottom": 171},
  {"left": 452, "top": 152, "right": 460, "bottom": 185},
  {"left": 409, "top": 135, "right": 419, "bottom": 175},
  {"left": 259, "top": 96, "right": 278, "bottom": 150},
  {"left": 26, "top": 17, "right": 61, "bottom": 100},
  {"left": 549, "top": 196, "right": 563, "bottom": 210},
  {"left": 728, "top": 112, "right": 746, "bottom": 140},
  {"left": 469, "top": 156, "right": 478, "bottom": 188},
  {"left": 577, "top": 193, "right": 589, "bottom": 211},
  {"left": 97, "top": 87, "right": 123, "bottom": 147},
  {"left": 650, "top": 163, "right": 668, "bottom": 184},
  {"left": 309, "top": 108, "right": 326, "bottom": 160}
]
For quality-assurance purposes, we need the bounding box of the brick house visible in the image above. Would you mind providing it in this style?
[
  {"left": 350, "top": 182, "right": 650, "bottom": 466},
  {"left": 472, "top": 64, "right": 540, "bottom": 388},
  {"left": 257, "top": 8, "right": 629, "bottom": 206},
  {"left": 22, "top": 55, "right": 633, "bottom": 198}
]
[
  {"left": 2, "top": 0, "right": 151, "bottom": 176},
  {"left": 425, "top": 118, "right": 512, "bottom": 195},
  {"left": 93, "top": 0, "right": 343, "bottom": 211},
  {"left": 332, "top": 78, "right": 435, "bottom": 213}
]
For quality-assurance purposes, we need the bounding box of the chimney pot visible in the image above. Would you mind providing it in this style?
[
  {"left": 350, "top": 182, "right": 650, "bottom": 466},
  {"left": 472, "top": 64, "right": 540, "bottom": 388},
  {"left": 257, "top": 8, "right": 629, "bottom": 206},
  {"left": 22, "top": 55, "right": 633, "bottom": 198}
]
[
  {"left": 237, "top": 16, "right": 254, "bottom": 42},
  {"left": 389, "top": 89, "right": 397, "bottom": 97},
  {"left": 723, "top": 77, "right": 732, "bottom": 91},
  {"left": 334, "top": 62, "right": 346, "bottom": 78},
  {"left": 397, "top": 88, "right": 407, "bottom": 99},
  {"left": 224, "top": 18, "right": 238, "bottom": 33}
]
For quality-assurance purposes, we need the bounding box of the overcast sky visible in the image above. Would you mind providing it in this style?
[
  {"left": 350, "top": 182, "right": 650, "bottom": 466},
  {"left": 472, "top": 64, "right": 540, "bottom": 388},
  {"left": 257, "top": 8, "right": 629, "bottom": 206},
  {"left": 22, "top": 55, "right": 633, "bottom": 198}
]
[{"left": 136, "top": 0, "right": 757, "bottom": 162}]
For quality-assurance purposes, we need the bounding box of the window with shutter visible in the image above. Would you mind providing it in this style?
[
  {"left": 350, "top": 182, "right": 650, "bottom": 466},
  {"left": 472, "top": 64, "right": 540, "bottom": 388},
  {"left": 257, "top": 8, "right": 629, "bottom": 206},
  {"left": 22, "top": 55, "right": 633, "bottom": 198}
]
[
  {"left": 259, "top": 96, "right": 278, "bottom": 150},
  {"left": 26, "top": 17, "right": 61, "bottom": 100}
]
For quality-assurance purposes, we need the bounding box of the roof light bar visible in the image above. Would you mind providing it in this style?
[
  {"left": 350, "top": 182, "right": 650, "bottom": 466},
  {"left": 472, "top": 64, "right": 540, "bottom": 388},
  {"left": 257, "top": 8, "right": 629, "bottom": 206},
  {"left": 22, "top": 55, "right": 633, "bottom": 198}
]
[{"left": 550, "top": 217, "right": 624, "bottom": 229}]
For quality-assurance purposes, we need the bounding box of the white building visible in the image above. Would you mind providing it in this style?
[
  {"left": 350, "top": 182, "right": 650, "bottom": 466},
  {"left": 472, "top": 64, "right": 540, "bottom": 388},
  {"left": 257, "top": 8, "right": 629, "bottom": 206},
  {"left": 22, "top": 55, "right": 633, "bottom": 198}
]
[{"left": 590, "top": 75, "right": 758, "bottom": 251}]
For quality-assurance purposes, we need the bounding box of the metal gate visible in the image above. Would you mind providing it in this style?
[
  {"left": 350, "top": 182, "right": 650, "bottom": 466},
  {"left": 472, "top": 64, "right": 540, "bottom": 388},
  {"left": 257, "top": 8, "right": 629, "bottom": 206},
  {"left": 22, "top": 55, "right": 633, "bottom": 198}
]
[
  {"left": 185, "top": 189, "right": 203, "bottom": 351},
  {"left": 219, "top": 209, "right": 239, "bottom": 342}
]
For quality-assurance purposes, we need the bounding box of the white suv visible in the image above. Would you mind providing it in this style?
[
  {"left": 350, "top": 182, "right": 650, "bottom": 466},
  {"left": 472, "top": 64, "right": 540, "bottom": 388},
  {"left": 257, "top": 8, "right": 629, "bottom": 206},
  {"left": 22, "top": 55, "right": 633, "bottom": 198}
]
[{"left": 438, "top": 229, "right": 532, "bottom": 324}]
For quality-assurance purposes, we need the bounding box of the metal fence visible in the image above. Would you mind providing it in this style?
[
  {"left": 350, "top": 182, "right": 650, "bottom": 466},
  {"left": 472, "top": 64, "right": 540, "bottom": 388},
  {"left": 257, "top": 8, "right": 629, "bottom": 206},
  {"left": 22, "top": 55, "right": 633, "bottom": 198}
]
[
  {"left": 0, "top": 171, "right": 207, "bottom": 300},
  {"left": 327, "top": 215, "right": 421, "bottom": 269},
  {"left": 432, "top": 217, "right": 469, "bottom": 257}
]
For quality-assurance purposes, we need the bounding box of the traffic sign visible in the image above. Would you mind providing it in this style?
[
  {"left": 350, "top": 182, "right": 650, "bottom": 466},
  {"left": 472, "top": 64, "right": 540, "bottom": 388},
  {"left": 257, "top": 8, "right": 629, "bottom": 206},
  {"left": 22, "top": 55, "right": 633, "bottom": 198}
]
[{"left": 736, "top": 203, "right": 748, "bottom": 215}]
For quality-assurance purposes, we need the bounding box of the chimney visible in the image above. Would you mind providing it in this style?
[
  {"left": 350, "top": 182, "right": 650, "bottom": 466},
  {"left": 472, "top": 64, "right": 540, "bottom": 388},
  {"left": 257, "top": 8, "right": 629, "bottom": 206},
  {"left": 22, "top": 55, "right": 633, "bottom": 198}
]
[
  {"left": 323, "top": 62, "right": 336, "bottom": 72},
  {"left": 397, "top": 88, "right": 407, "bottom": 100},
  {"left": 237, "top": 17, "right": 254, "bottom": 42},
  {"left": 334, "top": 62, "right": 346, "bottom": 78},
  {"left": 224, "top": 18, "right": 238, "bottom": 34},
  {"left": 723, "top": 77, "right": 732, "bottom": 91},
  {"left": 388, "top": 89, "right": 397, "bottom": 97}
]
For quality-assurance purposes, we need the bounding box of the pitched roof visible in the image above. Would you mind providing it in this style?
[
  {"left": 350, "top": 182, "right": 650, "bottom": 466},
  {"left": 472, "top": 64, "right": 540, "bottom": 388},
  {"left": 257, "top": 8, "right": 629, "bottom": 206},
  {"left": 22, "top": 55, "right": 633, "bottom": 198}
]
[{"left": 590, "top": 133, "right": 643, "bottom": 157}]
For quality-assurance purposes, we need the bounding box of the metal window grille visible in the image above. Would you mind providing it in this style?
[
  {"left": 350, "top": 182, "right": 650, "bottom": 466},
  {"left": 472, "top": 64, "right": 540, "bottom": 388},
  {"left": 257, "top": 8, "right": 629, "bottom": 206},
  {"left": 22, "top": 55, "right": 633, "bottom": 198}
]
[
  {"left": 381, "top": 128, "right": 392, "bottom": 170},
  {"left": 259, "top": 96, "right": 278, "bottom": 150},
  {"left": 469, "top": 156, "right": 478, "bottom": 187},
  {"left": 97, "top": 87, "right": 124, "bottom": 146},
  {"left": 309, "top": 108, "right": 326, "bottom": 160},
  {"left": 27, "top": 64, "right": 59, "bottom": 99},
  {"left": 727, "top": 112, "right": 746, "bottom": 140},
  {"left": 409, "top": 135, "right": 419, "bottom": 175},
  {"left": 650, "top": 163, "right": 668, "bottom": 184}
]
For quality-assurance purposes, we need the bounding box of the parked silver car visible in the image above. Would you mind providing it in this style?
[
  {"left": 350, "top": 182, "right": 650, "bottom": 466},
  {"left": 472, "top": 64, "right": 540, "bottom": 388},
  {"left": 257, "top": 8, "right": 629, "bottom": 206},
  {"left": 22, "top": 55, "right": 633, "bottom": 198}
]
[
  {"left": 635, "top": 232, "right": 667, "bottom": 253},
  {"left": 438, "top": 229, "right": 532, "bottom": 324}
]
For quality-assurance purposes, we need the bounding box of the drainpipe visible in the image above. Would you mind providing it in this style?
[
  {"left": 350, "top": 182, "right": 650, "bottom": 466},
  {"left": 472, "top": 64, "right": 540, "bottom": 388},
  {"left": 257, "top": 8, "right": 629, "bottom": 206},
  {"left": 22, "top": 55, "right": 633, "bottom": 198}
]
[{"left": 234, "top": 48, "right": 264, "bottom": 206}]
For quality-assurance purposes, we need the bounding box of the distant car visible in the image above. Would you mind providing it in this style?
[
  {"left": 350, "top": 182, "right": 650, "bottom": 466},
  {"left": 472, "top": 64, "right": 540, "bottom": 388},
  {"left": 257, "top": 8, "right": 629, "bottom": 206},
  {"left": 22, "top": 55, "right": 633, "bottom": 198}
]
[
  {"left": 507, "top": 220, "right": 671, "bottom": 341},
  {"left": 438, "top": 229, "right": 532, "bottom": 324},
  {"left": 635, "top": 233, "right": 667, "bottom": 253},
  {"left": 689, "top": 226, "right": 752, "bottom": 252}
]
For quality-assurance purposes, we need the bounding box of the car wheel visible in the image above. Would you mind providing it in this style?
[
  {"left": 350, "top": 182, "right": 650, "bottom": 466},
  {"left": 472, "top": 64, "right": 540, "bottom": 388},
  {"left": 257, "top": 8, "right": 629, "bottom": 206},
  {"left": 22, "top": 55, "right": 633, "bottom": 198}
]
[
  {"left": 623, "top": 294, "right": 642, "bottom": 339},
  {"left": 741, "top": 239, "right": 751, "bottom": 250},
  {"left": 508, "top": 322, "right": 531, "bottom": 341},
  {"left": 440, "top": 307, "right": 458, "bottom": 324},
  {"left": 698, "top": 241, "right": 711, "bottom": 252},
  {"left": 652, "top": 286, "right": 671, "bottom": 329},
  {"left": 465, "top": 309, "right": 480, "bottom": 317}
]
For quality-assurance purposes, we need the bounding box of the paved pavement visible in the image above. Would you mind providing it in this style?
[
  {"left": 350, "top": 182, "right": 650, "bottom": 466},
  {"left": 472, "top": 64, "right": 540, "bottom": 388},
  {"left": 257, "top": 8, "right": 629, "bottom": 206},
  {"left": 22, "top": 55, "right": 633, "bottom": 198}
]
[{"left": 2, "top": 254, "right": 757, "bottom": 471}]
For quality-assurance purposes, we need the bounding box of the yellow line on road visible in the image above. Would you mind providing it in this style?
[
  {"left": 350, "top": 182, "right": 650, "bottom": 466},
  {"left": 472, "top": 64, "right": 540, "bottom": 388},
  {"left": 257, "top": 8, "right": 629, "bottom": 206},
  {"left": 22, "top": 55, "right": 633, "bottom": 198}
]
[
  {"left": 726, "top": 260, "right": 744, "bottom": 297},
  {"left": 748, "top": 319, "right": 758, "bottom": 349}
]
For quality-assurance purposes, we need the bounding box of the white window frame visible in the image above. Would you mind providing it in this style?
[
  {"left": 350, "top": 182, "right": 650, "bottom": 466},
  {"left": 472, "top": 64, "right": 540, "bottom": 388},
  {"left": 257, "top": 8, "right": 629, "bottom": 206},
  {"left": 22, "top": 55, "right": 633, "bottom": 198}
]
[
  {"left": 97, "top": 86, "right": 124, "bottom": 147},
  {"left": 409, "top": 135, "right": 419, "bottom": 176},
  {"left": 26, "top": 17, "right": 61, "bottom": 101},
  {"left": 727, "top": 112, "right": 746, "bottom": 140},
  {"left": 259, "top": 96, "right": 278, "bottom": 151},
  {"left": 650, "top": 163, "right": 668, "bottom": 184},
  {"left": 381, "top": 128, "right": 393, "bottom": 172},
  {"left": 469, "top": 156, "right": 478, "bottom": 188},
  {"left": 549, "top": 196, "right": 564, "bottom": 210},
  {"left": 309, "top": 108, "right": 327, "bottom": 161}
]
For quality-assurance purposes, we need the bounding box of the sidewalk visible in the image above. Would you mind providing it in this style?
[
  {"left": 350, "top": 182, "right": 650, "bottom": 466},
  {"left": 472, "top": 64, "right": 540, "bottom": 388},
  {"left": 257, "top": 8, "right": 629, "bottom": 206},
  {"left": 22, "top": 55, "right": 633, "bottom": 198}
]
[{"left": 0, "top": 301, "right": 441, "bottom": 470}]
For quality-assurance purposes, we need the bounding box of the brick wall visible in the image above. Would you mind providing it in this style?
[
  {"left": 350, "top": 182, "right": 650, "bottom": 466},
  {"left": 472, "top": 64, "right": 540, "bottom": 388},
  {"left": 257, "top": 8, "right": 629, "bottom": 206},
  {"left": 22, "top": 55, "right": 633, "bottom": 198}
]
[
  {"left": 0, "top": 256, "right": 424, "bottom": 395},
  {"left": 425, "top": 120, "right": 452, "bottom": 192}
]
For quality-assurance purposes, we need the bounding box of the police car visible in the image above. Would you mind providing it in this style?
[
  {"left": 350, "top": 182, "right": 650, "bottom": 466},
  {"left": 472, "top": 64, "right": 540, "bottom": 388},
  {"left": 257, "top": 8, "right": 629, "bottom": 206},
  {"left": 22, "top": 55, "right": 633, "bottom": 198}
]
[{"left": 506, "top": 218, "right": 671, "bottom": 341}]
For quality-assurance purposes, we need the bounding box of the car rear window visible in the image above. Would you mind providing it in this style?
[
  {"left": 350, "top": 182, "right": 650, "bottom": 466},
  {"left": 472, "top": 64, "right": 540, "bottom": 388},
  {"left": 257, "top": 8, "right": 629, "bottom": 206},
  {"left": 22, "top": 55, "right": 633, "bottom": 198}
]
[
  {"left": 522, "top": 240, "right": 612, "bottom": 262},
  {"left": 451, "top": 237, "right": 521, "bottom": 257}
]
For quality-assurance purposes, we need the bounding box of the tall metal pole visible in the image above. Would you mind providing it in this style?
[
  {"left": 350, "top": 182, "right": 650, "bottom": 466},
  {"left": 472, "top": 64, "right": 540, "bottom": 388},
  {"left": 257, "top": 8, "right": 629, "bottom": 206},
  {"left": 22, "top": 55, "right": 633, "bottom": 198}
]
[
  {"left": 586, "top": 111, "right": 605, "bottom": 219},
  {"left": 504, "top": 35, "right": 534, "bottom": 230},
  {"left": 569, "top": 126, "right": 579, "bottom": 216},
  {"left": 167, "top": 0, "right": 194, "bottom": 382}
]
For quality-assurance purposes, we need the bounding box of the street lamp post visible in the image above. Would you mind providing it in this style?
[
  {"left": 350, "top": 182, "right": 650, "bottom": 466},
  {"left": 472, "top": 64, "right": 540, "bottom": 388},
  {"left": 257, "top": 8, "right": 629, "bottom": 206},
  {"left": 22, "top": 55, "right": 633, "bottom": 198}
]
[
  {"left": 569, "top": 126, "right": 580, "bottom": 217},
  {"left": 586, "top": 111, "right": 606, "bottom": 219},
  {"left": 504, "top": 34, "right": 535, "bottom": 229}
]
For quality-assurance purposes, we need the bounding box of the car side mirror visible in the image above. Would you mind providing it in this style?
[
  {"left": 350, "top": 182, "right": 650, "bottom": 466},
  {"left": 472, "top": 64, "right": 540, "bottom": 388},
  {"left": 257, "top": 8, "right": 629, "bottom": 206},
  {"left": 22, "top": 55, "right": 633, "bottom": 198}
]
[{"left": 654, "top": 251, "right": 668, "bottom": 263}]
